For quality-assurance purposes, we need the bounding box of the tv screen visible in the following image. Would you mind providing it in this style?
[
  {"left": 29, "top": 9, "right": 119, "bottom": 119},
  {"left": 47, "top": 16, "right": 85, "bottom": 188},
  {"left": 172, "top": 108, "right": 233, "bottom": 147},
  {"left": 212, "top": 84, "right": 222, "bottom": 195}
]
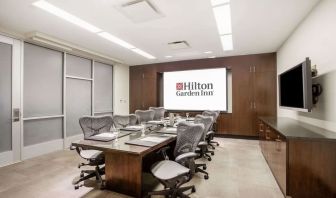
[
  {"left": 279, "top": 58, "right": 312, "bottom": 112},
  {"left": 163, "top": 68, "right": 227, "bottom": 111}
]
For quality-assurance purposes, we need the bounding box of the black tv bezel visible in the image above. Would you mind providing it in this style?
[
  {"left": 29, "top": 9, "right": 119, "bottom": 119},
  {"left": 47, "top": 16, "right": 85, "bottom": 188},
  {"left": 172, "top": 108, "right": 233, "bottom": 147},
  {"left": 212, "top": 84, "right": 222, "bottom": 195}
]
[{"left": 279, "top": 57, "right": 313, "bottom": 112}]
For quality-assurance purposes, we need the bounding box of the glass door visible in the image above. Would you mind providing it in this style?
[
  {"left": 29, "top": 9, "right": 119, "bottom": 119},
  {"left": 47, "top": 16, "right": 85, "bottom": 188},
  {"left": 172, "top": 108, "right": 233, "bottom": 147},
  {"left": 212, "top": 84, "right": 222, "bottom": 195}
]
[{"left": 0, "top": 35, "right": 22, "bottom": 167}]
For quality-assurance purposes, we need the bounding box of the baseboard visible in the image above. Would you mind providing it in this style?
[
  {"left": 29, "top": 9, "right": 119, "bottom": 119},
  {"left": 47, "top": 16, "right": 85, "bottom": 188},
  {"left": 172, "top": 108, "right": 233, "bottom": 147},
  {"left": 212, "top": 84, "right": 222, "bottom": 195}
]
[
  {"left": 215, "top": 133, "right": 259, "bottom": 140},
  {"left": 22, "top": 139, "right": 64, "bottom": 160},
  {"left": 0, "top": 150, "right": 13, "bottom": 167},
  {"left": 64, "top": 134, "right": 84, "bottom": 148}
]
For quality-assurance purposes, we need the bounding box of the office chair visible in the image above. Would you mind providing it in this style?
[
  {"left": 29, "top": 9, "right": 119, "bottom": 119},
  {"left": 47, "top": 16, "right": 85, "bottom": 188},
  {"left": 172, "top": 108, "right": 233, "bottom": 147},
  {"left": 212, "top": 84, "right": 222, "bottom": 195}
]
[
  {"left": 71, "top": 116, "right": 113, "bottom": 190},
  {"left": 147, "top": 122, "right": 204, "bottom": 198},
  {"left": 149, "top": 107, "right": 166, "bottom": 120},
  {"left": 202, "top": 111, "right": 220, "bottom": 149},
  {"left": 194, "top": 115, "right": 213, "bottom": 180},
  {"left": 135, "top": 109, "right": 155, "bottom": 123},
  {"left": 112, "top": 114, "right": 137, "bottom": 128}
]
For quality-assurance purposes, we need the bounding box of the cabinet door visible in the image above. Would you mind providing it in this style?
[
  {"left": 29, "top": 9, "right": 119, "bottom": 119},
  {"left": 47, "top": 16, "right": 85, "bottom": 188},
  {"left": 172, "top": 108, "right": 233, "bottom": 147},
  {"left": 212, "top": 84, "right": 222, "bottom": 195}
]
[
  {"left": 253, "top": 66, "right": 277, "bottom": 134},
  {"left": 233, "top": 65, "right": 254, "bottom": 136},
  {"left": 142, "top": 78, "right": 157, "bottom": 109},
  {"left": 130, "top": 79, "right": 143, "bottom": 112}
]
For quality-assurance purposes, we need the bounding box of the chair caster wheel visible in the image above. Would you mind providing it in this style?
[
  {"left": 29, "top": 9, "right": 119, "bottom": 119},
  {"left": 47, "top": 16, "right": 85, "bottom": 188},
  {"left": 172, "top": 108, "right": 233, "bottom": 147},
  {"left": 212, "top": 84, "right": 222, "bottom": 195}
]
[
  {"left": 208, "top": 158, "right": 212, "bottom": 161},
  {"left": 74, "top": 185, "right": 79, "bottom": 190},
  {"left": 203, "top": 166, "right": 207, "bottom": 170},
  {"left": 211, "top": 152, "right": 214, "bottom": 156},
  {"left": 191, "top": 186, "right": 196, "bottom": 193},
  {"left": 216, "top": 143, "right": 219, "bottom": 146},
  {"left": 80, "top": 172, "right": 84, "bottom": 177},
  {"left": 204, "top": 175, "right": 209, "bottom": 180}
]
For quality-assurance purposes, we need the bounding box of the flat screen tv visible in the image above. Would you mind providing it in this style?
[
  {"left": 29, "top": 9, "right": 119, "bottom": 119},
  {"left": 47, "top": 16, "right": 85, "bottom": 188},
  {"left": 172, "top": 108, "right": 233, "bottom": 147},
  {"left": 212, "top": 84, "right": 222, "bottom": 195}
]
[{"left": 279, "top": 58, "right": 312, "bottom": 112}]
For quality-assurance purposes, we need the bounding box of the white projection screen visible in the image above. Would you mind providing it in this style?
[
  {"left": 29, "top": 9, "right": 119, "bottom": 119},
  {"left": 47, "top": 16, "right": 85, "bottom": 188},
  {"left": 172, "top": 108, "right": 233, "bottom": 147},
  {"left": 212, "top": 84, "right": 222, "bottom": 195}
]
[{"left": 163, "top": 68, "right": 227, "bottom": 111}]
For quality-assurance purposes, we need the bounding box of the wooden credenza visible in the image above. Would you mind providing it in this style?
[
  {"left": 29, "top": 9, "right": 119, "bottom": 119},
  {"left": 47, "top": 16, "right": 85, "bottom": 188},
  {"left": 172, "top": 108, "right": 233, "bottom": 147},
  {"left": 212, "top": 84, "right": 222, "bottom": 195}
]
[{"left": 258, "top": 117, "right": 336, "bottom": 198}]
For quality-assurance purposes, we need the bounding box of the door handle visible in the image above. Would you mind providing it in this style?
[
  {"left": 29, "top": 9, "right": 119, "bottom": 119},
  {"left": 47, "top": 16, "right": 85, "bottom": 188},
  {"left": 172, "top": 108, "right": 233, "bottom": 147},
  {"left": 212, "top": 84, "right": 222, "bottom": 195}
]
[{"left": 13, "top": 108, "right": 20, "bottom": 122}]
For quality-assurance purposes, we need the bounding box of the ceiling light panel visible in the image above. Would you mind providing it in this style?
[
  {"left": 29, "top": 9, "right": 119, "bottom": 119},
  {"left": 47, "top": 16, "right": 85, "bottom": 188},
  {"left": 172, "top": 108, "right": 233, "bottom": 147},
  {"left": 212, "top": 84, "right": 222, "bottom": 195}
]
[
  {"left": 211, "top": 0, "right": 230, "bottom": 6},
  {"left": 98, "top": 32, "right": 135, "bottom": 49},
  {"left": 220, "top": 34, "right": 233, "bottom": 51},
  {"left": 33, "top": 0, "right": 101, "bottom": 33},
  {"left": 131, "top": 48, "right": 156, "bottom": 59},
  {"left": 213, "top": 4, "right": 232, "bottom": 35}
]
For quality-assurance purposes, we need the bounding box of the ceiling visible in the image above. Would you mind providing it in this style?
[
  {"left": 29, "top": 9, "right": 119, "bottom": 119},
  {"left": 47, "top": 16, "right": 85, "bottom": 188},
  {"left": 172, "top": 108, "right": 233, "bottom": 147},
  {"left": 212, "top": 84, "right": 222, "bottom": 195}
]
[{"left": 0, "top": 0, "right": 320, "bottom": 65}]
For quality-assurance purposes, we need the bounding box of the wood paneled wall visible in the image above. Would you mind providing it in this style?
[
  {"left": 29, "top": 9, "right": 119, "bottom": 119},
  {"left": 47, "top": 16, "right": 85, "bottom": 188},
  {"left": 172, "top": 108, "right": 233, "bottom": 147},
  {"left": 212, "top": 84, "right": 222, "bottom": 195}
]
[{"left": 130, "top": 53, "right": 277, "bottom": 137}]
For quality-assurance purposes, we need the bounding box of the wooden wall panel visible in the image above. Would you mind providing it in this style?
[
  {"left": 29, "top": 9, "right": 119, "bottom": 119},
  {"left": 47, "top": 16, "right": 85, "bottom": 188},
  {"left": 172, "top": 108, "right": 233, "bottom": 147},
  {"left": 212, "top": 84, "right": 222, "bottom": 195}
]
[{"left": 130, "top": 53, "right": 277, "bottom": 136}]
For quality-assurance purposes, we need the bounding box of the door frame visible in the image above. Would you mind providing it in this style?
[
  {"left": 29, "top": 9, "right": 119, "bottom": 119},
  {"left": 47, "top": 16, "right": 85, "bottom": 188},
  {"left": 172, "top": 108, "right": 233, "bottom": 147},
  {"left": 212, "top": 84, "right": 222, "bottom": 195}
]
[{"left": 0, "top": 34, "right": 22, "bottom": 167}]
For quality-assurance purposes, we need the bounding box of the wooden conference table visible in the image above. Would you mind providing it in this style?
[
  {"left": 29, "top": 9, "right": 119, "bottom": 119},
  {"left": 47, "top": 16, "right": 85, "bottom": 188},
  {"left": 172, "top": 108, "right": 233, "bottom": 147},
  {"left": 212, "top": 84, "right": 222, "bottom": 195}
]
[{"left": 72, "top": 126, "right": 178, "bottom": 198}]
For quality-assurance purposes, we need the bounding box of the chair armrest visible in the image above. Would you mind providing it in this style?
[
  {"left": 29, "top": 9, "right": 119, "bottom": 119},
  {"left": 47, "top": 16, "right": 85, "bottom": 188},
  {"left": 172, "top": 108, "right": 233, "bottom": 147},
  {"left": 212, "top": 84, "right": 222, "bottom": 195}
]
[
  {"left": 198, "top": 141, "right": 208, "bottom": 146},
  {"left": 207, "top": 131, "right": 215, "bottom": 136},
  {"left": 175, "top": 152, "right": 198, "bottom": 163}
]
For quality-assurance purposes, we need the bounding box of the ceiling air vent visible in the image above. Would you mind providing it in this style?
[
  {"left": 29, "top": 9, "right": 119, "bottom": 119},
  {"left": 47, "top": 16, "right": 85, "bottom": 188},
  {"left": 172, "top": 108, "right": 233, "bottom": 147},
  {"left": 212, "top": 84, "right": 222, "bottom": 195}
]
[
  {"left": 117, "top": 0, "right": 164, "bottom": 23},
  {"left": 168, "top": 41, "right": 190, "bottom": 50}
]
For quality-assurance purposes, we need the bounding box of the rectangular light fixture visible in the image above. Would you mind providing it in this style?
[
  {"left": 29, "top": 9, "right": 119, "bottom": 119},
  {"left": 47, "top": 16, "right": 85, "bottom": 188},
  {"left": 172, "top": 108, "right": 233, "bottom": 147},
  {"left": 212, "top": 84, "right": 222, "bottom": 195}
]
[
  {"left": 33, "top": 0, "right": 101, "bottom": 33},
  {"left": 98, "top": 32, "right": 135, "bottom": 49},
  {"left": 220, "top": 34, "right": 233, "bottom": 51},
  {"left": 211, "top": 0, "right": 230, "bottom": 6},
  {"left": 213, "top": 4, "right": 232, "bottom": 35},
  {"left": 131, "top": 48, "right": 156, "bottom": 59}
]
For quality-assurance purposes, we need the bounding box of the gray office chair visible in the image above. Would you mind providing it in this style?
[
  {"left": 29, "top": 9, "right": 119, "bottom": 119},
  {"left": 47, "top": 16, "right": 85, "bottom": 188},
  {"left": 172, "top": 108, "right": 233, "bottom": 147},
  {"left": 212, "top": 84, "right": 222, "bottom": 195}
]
[
  {"left": 135, "top": 109, "right": 155, "bottom": 123},
  {"left": 79, "top": 116, "right": 113, "bottom": 139},
  {"left": 202, "top": 111, "right": 220, "bottom": 149},
  {"left": 194, "top": 115, "right": 213, "bottom": 179},
  {"left": 112, "top": 114, "right": 137, "bottom": 128},
  {"left": 147, "top": 122, "right": 204, "bottom": 198},
  {"left": 71, "top": 116, "right": 113, "bottom": 190},
  {"left": 149, "top": 107, "right": 166, "bottom": 120}
]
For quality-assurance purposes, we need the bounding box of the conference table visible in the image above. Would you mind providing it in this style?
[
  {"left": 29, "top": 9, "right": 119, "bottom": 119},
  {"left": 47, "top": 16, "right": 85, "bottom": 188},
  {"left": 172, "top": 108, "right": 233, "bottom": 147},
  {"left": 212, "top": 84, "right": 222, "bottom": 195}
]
[{"left": 71, "top": 126, "right": 178, "bottom": 198}]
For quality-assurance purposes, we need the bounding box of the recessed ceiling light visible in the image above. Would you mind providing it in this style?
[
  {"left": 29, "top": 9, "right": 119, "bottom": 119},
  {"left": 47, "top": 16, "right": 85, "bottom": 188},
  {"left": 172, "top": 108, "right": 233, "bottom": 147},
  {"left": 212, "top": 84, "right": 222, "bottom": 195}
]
[
  {"left": 204, "top": 51, "right": 213, "bottom": 54},
  {"left": 132, "top": 48, "right": 156, "bottom": 59},
  {"left": 213, "top": 4, "right": 232, "bottom": 35},
  {"left": 208, "top": 56, "right": 216, "bottom": 58},
  {"left": 33, "top": 0, "right": 101, "bottom": 33},
  {"left": 98, "top": 32, "right": 135, "bottom": 49},
  {"left": 220, "top": 34, "right": 233, "bottom": 51},
  {"left": 211, "top": 0, "right": 230, "bottom": 6},
  {"left": 165, "top": 55, "right": 173, "bottom": 58}
]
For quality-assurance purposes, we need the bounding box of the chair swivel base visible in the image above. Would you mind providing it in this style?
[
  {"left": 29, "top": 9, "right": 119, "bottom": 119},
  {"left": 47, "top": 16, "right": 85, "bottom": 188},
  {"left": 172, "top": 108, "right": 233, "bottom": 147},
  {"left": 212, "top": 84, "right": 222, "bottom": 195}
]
[
  {"left": 147, "top": 185, "right": 196, "bottom": 198},
  {"left": 73, "top": 166, "right": 105, "bottom": 190},
  {"left": 195, "top": 163, "right": 209, "bottom": 180}
]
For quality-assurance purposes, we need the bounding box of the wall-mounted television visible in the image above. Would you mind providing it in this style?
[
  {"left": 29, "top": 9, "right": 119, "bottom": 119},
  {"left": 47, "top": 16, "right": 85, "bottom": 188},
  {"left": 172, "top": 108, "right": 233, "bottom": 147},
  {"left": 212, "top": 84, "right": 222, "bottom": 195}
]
[{"left": 279, "top": 57, "right": 312, "bottom": 112}]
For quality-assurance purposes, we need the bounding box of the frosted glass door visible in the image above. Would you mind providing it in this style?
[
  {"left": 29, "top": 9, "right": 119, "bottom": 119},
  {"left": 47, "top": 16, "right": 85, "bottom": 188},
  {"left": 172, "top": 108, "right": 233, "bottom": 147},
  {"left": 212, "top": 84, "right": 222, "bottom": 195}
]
[{"left": 0, "top": 35, "right": 21, "bottom": 167}]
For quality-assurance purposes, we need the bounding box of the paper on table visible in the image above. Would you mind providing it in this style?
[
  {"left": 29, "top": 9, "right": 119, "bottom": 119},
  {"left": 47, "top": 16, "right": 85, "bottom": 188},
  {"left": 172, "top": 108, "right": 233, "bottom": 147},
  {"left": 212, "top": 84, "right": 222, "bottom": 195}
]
[
  {"left": 95, "top": 133, "right": 116, "bottom": 138},
  {"left": 141, "top": 136, "right": 166, "bottom": 143},
  {"left": 125, "top": 125, "right": 143, "bottom": 129},
  {"left": 165, "top": 128, "right": 176, "bottom": 131}
]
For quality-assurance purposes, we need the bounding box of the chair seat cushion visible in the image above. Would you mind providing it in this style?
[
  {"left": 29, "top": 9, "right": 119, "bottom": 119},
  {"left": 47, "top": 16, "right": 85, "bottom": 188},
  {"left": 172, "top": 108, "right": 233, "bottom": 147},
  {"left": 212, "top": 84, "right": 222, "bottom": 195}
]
[
  {"left": 151, "top": 160, "right": 189, "bottom": 180},
  {"left": 80, "top": 150, "right": 103, "bottom": 160}
]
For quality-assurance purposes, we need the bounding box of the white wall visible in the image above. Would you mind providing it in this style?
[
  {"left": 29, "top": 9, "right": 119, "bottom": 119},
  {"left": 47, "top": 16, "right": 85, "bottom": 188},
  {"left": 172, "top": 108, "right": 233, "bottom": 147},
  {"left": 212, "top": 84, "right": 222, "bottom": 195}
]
[
  {"left": 113, "top": 64, "right": 130, "bottom": 114},
  {"left": 277, "top": 0, "right": 336, "bottom": 132}
]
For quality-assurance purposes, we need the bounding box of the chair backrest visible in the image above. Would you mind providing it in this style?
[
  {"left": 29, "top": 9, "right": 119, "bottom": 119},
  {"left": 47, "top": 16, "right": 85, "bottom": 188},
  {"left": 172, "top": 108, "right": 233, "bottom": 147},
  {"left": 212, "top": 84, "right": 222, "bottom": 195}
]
[
  {"left": 174, "top": 121, "right": 204, "bottom": 158},
  {"left": 202, "top": 110, "right": 219, "bottom": 129},
  {"left": 149, "top": 107, "right": 166, "bottom": 120},
  {"left": 79, "top": 116, "right": 113, "bottom": 139},
  {"left": 112, "top": 114, "right": 137, "bottom": 128},
  {"left": 194, "top": 115, "right": 213, "bottom": 141},
  {"left": 135, "top": 110, "right": 155, "bottom": 123}
]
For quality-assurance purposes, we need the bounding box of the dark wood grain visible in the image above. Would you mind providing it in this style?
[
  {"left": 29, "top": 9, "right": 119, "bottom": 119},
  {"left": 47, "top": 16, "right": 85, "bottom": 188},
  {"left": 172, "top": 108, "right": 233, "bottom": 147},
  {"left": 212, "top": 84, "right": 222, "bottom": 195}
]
[
  {"left": 259, "top": 117, "right": 336, "bottom": 198},
  {"left": 130, "top": 53, "right": 277, "bottom": 137}
]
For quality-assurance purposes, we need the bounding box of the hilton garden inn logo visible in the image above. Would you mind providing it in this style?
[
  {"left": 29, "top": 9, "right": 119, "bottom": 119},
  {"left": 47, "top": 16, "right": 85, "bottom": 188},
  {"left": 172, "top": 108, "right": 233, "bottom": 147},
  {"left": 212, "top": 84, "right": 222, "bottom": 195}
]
[{"left": 176, "top": 82, "right": 214, "bottom": 96}]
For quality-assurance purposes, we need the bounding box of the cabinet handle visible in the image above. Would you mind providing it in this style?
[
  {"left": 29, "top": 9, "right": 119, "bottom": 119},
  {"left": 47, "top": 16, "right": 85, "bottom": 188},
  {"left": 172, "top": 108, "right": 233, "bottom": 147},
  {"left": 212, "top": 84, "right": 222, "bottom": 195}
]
[{"left": 259, "top": 123, "right": 264, "bottom": 132}]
